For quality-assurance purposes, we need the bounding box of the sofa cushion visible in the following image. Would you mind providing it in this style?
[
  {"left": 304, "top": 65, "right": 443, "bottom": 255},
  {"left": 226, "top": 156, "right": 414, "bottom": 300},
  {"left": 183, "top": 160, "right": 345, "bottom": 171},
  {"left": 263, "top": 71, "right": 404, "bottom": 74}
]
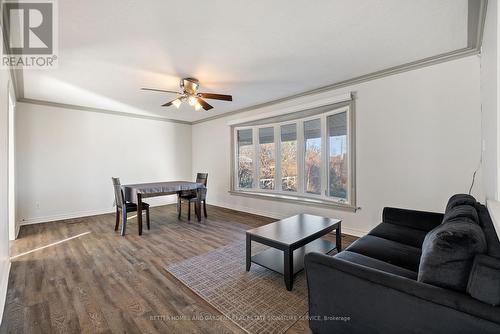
[
  {"left": 443, "top": 205, "right": 479, "bottom": 225},
  {"left": 418, "top": 219, "right": 487, "bottom": 291},
  {"left": 346, "top": 235, "right": 422, "bottom": 272},
  {"left": 369, "top": 222, "right": 428, "bottom": 248},
  {"left": 445, "top": 194, "right": 477, "bottom": 213},
  {"left": 477, "top": 204, "right": 500, "bottom": 259},
  {"left": 467, "top": 255, "right": 500, "bottom": 306},
  {"left": 335, "top": 250, "right": 417, "bottom": 279}
]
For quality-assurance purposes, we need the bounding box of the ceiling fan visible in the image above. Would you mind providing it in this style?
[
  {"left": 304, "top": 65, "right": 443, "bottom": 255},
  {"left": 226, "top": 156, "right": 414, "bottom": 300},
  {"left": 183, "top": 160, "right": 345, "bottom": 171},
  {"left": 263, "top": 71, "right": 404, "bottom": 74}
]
[{"left": 141, "top": 78, "right": 232, "bottom": 111}]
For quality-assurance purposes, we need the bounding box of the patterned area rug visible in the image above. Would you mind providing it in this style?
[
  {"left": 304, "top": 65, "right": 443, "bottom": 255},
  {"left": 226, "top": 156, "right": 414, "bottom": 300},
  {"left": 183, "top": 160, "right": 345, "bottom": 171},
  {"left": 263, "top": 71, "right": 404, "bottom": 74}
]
[{"left": 166, "top": 240, "right": 312, "bottom": 334}]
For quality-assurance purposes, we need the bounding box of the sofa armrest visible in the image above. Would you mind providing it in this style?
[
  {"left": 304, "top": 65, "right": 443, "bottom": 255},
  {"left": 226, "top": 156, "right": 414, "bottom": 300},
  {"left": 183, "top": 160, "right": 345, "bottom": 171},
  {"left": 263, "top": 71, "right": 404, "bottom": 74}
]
[
  {"left": 305, "top": 252, "right": 500, "bottom": 334},
  {"left": 383, "top": 207, "right": 443, "bottom": 232}
]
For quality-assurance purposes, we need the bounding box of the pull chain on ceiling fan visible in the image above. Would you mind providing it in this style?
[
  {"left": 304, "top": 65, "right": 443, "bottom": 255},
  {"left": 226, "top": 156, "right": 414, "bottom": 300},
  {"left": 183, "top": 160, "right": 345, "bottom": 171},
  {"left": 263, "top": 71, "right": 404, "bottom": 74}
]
[{"left": 141, "top": 78, "right": 232, "bottom": 111}]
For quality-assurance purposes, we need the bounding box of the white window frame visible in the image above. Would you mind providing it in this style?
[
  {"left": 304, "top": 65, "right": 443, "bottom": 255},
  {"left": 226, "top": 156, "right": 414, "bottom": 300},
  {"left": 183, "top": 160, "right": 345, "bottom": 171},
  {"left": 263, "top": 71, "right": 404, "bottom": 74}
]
[{"left": 230, "top": 101, "right": 356, "bottom": 211}]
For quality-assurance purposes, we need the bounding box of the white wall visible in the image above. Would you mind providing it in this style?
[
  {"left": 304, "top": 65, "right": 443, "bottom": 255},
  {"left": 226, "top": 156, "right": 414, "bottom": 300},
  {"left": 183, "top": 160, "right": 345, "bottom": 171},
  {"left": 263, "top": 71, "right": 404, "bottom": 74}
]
[
  {"left": 480, "top": 0, "right": 500, "bottom": 201},
  {"left": 192, "top": 56, "right": 483, "bottom": 236},
  {"left": 16, "top": 103, "right": 192, "bottom": 224},
  {"left": 0, "top": 68, "right": 14, "bottom": 324}
]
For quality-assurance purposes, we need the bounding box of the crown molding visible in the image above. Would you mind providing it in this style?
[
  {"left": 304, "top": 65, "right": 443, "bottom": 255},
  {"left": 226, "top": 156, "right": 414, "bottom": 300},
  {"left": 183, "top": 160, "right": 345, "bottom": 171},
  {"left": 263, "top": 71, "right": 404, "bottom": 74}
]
[
  {"left": 17, "top": 98, "right": 192, "bottom": 125},
  {"left": 10, "top": 0, "right": 488, "bottom": 126},
  {"left": 10, "top": 69, "right": 23, "bottom": 100},
  {"left": 0, "top": 0, "right": 23, "bottom": 100},
  {"left": 468, "top": 0, "right": 488, "bottom": 49}
]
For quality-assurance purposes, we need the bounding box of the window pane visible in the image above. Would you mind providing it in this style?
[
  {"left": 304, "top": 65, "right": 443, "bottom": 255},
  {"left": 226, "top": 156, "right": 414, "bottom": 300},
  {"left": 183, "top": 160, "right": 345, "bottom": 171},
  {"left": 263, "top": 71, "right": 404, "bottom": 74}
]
[
  {"left": 237, "top": 129, "right": 253, "bottom": 188},
  {"left": 258, "top": 127, "right": 275, "bottom": 189},
  {"left": 304, "top": 119, "right": 321, "bottom": 194},
  {"left": 328, "top": 112, "right": 348, "bottom": 199},
  {"left": 280, "top": 124, "right": 297, "bottom": 191}
]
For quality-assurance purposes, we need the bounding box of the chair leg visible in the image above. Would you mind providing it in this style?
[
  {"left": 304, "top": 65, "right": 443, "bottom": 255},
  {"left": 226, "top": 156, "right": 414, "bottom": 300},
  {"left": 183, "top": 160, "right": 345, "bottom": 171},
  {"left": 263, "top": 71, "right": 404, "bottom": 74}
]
[
  {"left": 203, "top": 200, "right": 207, "bottom": 218},
  {"left": 188, "top": 201, "right": 191, "bottom": 221},
  {"left": 178, "top": 197, "right": 182, "bottom": 219},
  {"left": 121, "top": 207, "right": 127, "bottom": 236},
  {"left": 115, "top": 208, "right": 120, "bottom": 231},
  {"left": 146, "top": 207, "right": 150, "bottom": 230}
]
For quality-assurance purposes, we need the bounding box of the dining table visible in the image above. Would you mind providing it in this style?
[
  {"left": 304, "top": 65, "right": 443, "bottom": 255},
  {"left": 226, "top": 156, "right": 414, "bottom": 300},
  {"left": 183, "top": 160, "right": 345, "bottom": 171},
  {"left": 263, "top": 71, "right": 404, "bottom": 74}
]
[{"left": 123, "top": 181, "right": 206, "bottom": 235}]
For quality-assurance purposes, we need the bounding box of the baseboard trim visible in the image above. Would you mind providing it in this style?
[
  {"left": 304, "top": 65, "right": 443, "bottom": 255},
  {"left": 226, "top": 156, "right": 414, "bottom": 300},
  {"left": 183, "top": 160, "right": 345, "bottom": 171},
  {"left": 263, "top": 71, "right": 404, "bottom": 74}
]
[
  {"left": 0, "top": 260, "right": 11, "bottom": 327},
  {"left": 19, "top": 208, "right": 115, "bottom": 226},
  {"left": 18, "top": 199, "right": 177, "bottom": 226},
  {"left": 207, "top": 200, "right": 367, "bottom": 237}
]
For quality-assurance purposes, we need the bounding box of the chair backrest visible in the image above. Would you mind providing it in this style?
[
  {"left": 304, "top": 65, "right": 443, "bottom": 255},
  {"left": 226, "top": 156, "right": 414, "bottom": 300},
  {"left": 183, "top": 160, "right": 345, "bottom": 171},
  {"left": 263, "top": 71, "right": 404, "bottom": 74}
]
[
  {"left": 196, "top": 173, "right": 208, "bottom": 186},
  {"left": 111, "top": 177, "right": 125, "bottom": 208}
]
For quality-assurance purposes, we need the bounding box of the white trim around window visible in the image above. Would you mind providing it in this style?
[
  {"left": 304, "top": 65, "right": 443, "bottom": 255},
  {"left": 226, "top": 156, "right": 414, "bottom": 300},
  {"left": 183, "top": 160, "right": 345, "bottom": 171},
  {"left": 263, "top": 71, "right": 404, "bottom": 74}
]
[{"left": 229, "top": 99, "right": 357, "bottom": 211}]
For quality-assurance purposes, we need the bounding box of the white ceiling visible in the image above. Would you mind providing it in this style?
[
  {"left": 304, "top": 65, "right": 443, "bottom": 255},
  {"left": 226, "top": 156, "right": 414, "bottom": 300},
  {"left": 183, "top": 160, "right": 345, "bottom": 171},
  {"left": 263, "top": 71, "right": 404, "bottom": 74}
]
[{"left": 22, "top": 0, "right": 469, "bottom": 122}]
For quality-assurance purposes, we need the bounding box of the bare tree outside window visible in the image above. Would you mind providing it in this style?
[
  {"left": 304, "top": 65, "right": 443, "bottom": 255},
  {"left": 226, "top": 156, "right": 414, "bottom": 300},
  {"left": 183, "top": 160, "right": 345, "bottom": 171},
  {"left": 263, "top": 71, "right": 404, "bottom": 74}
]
[
  {"left": 304, "top": 119, "right": 321, "bottom": 194},
  {"left": 328, "top": 112, "right": 348, "bottom": 199},
  {"left": 237, "top": 129, "right": 253, "bottom": 188},
  {"left": 259, "top": 127, "right": 275, "bottom": 189},
  {"left": 280, "top": 124, "right": 297, "bottom": 191}
]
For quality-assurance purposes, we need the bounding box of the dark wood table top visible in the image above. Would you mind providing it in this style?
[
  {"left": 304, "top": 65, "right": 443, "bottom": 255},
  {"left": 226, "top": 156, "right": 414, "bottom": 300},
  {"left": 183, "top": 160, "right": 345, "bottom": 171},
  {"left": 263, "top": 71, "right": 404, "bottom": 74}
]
[
  {"left": 246, "top": 214, "right": 341, "bottom": 247},
  {"left": 123, "top": 181, "right": 205, "bottom": 203}
]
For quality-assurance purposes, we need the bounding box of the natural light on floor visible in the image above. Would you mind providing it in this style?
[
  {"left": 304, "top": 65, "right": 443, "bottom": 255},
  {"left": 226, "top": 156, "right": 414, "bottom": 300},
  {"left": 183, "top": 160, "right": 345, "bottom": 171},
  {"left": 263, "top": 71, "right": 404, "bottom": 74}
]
[{"left": 10, "top": 231, "right": 92, "bottom": 260}]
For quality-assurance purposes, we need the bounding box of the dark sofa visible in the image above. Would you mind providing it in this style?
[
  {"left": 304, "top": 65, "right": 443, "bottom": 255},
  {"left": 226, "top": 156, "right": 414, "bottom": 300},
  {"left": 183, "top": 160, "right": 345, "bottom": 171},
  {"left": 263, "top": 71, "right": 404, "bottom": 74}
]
[{"left": 305, "top": 194, "right": 500, "bottom": 334}]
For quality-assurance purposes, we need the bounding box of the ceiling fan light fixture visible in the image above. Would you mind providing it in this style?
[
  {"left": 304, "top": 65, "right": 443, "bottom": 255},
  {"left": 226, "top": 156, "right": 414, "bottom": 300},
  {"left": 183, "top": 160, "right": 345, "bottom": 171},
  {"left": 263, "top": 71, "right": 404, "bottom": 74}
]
[
  {"left": 194, "top": 101, "right": 202, "bottom": 111},
  {"left": 188, "top": 95, "right": 197, "bottom": 106},
  {"left": 172, "top": 99, "right": 182, "bottom": 109},
  {"left": 142, "top": 77, "right": 232, "bottom": 112}
]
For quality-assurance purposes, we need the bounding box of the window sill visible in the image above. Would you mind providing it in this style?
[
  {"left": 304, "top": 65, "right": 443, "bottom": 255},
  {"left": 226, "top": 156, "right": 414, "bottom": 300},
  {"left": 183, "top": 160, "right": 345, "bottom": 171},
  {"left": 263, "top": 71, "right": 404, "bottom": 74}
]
[{"left": 228, "top": 190, "right": 359, "bottom": 212}]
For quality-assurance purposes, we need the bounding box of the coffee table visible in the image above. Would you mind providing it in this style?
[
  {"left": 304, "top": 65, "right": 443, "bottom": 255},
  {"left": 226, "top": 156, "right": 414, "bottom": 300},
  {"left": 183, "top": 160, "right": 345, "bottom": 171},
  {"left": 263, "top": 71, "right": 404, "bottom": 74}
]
[{"left": 246, "top": 214, "right": 341, "bottom": 291}]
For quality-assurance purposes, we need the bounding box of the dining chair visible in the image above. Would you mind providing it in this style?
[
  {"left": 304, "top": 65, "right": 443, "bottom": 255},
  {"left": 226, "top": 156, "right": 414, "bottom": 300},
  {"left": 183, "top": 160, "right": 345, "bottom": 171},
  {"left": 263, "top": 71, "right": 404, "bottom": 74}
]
[
  {"left": 112, "top": 177, "right": 150, "bottom": 235},
  {"left": 177, "top": 173, "right": 208, "bottom": 220}
]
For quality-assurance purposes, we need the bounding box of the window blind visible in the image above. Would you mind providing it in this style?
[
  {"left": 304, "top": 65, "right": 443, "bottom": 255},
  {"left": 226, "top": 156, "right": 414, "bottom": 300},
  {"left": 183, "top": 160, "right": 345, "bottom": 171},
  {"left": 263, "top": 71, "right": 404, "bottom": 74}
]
[
  {"left": 259, "top": 127, "right": 274, "bottom": 144},
  {"left": 280, "top": 124, "right": 297, "bottom": 142},
  {"left": 237, "top": 129, "right": 253, "bottom": 146},
  {"left": 304, "top": 119, "right": 321, "bottom": 139}
]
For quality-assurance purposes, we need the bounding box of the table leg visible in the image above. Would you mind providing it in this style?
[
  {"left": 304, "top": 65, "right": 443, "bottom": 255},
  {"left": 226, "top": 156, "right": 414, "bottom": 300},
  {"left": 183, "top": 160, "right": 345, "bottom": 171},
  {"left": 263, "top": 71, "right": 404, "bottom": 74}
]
[
  {"left": 336, "top": 224, "right": 342, "bottom": 252},
  {"left": 137, "top": 193, "right": 143, "bottom": 235},
  {"left": 196, "top": 187, "right": 202, "bottom": 222},
  {"left": 246, "top": 234, "right": 251, "bottom": 271},
  {"left": 284, "top": 248, "right": 293, "bottom": 291}
]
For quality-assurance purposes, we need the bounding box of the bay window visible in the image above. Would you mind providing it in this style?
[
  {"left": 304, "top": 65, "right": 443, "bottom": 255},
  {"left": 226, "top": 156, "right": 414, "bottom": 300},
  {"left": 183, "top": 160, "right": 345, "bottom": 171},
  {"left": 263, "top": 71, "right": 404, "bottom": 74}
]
[{"left": 231, "top": 100, "right": 355, "bottom": 210}]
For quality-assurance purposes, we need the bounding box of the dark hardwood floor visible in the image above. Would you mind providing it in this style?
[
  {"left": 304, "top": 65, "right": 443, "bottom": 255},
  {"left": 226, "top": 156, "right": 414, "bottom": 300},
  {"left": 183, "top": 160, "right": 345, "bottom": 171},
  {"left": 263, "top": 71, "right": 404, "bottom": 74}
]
[{"left": 1, "top": 204, "right": 357, "bottom": 334}]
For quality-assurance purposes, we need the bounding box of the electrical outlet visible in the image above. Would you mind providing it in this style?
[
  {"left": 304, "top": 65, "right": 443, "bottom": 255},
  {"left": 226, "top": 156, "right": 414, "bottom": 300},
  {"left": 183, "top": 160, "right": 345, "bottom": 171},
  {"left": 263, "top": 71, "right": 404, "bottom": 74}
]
[{"left": 35, "top": 201, "right": 40, "bottom": 209}]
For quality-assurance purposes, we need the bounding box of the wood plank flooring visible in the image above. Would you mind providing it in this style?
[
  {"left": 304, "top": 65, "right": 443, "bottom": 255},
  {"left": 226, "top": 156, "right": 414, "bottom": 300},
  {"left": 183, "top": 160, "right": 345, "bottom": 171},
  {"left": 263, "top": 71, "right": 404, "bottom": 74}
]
[{"left": 1, "top": 204, "right": 357, "bottom": 334}]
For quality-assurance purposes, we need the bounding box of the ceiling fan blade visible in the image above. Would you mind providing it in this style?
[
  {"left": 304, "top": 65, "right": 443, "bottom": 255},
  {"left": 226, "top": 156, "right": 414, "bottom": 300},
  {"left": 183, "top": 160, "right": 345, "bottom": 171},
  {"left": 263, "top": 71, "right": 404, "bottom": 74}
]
[
  {"left": 141, "top": 88, "right": 180, "bottom": 94},
  {"left": 162, "top": 99, "right": 178, "bottom": 107},
  {"left": 197, "top": 98, "right": 213, "bottom": 111},
  {"left": 198, "top": 93, "right": 232, "bottom": 101}
]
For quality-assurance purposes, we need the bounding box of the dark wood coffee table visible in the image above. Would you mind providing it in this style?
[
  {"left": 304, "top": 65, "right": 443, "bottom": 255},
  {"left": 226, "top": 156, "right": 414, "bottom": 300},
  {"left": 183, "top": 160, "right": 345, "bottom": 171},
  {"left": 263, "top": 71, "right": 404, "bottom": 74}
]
[{"left": 246, "top": 214, "right": 341, "bottom": 291}]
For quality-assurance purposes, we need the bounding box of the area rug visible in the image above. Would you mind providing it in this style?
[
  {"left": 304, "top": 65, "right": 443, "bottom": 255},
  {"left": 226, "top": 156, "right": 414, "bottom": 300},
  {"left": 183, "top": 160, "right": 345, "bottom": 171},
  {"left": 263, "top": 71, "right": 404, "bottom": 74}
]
[{"left": 166, "top": 240, "right": 316, "bottom": 334}]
